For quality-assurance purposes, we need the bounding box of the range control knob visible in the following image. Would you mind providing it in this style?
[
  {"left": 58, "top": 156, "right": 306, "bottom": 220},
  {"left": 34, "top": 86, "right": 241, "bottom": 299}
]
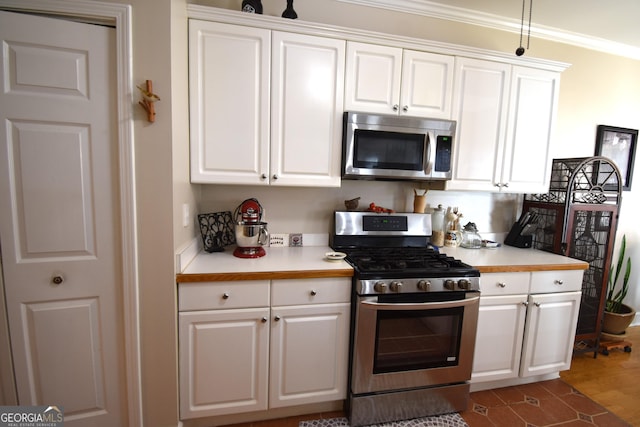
[
  {"left": 373, "top": 281, "right": 387, "bottom": 293},
  {"left": 458, "top": 279, "right": 471, "bottom": 290},
  {"left": 389, "top": 281, "right": 403, "bottom": 292},
  {"left": 444, "top": 279, "right": 456, "bottom": 290},
  {"left": 417, "top": 280, "right": 431, "bottom": 291}
]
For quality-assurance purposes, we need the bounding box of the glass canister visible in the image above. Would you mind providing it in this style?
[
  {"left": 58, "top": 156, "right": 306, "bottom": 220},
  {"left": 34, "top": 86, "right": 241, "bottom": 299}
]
[
  {"left": 461, "top": 222, "right": 482, "bottom": 249},
  {"left": 431, "top": 204, "right": 445, "bottom": 247}
]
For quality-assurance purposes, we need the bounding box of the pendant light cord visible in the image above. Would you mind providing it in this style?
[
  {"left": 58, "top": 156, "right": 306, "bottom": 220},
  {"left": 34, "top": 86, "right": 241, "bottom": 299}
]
[
  {"left": 519, "top": 0, "right": 525, "bottom": 49},
  {"left": 527, "top": 0, "right": 533, "bottom": 49}
]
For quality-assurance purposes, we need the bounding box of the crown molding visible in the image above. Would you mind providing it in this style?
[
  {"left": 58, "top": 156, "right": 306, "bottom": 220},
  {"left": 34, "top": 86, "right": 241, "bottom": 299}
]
[{"left": 337, "top": 0, "right": 640, "bottom": 60}]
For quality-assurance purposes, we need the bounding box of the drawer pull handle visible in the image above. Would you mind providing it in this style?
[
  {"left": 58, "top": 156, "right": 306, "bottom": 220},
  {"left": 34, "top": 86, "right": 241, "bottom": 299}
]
[
  {"left": 261, "top": 317, "right": 268, "bottom": 323},
  {"left": 310, "top": 290, "right": 317, "bottom": 296},
  {"left": 222, "top": 293, "right": 230, "bottom": 299},
  {"left": 554, "top": 279, "right": 564, "bottom": 285},
  {"left": 274, "top": 315, "right": 281, "bottom": 321},
  {"left": 498, "top": 282, "right": 507, "bottom": 288}
]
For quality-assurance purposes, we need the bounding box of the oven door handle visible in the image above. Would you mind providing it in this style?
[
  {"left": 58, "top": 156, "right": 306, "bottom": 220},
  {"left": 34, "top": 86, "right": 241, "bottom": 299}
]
[{"left": 360, "top": 296, "right": 479, "bottom": 311}]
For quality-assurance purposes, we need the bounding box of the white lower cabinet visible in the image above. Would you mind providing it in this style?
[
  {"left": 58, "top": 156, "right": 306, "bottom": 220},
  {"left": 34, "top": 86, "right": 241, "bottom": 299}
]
[
  {"left": 472, "top": 293, "right": 528, "bottom": 382},
  {"left": 472, "top": 271, "right": 582, "bottom": 386},
  {"left": 178, "top": 278, "right": 350, "bottom": 420}
]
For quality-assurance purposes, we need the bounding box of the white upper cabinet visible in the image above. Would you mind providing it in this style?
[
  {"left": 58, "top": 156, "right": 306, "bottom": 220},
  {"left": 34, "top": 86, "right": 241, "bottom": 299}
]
[
  {"left": 189, "top": 20, "right": 270, "bottom": 185},
  {"left": 189, "top": 20, "right": 345, "bottom": 187},
  {"left": 448, "top": 57, "right": 511, "bottom": 191},
  {"left": 270, "top": 32, "right": 345, "bottom": 187},
  {"left": 344, "top": 42, "right": 453, "bottom": 118},
  {"left": 502, "top": 66, "right": 560, "bottom": 194},
  {"left": 448, "top": 57, "right": 560, "bottom": 193}
]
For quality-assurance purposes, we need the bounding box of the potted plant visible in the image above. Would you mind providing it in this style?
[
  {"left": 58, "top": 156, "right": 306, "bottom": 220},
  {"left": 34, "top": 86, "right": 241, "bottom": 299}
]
[{"left": 602, "top": 234, "right": 635, "bottom": 338}]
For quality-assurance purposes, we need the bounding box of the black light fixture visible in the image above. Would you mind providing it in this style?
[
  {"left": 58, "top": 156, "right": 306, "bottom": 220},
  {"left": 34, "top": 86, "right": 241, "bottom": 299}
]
[{"left": 516, "top": 0, "right": 533, "bottom": 56}]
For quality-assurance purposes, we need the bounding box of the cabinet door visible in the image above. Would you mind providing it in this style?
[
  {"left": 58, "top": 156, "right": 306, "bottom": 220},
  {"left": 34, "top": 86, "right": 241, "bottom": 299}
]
[
  {"left": 520, "top": 291, "right": 581, "bottom": 377},
  {"left": 448, "top": 57, "right": 511, "bottom": 191},
  {"left": 502, "top": 67, "right": 560, "bottom": 193},
  {"left": 344, "top": 42, "right": 402, "bottom": 114},
  {"left": 471, "top": 295, "right": 528, "bottom": 383},
  {"left": 269, "top": 303, "right": 350, "bottom": 408},
  {"left": 271, "top": 32, "right": 345, "bottom": 187},
  {"left": 401, "top": 50, "right": 454, "bottom": 118},
  {"left": 179, "top": 307, "right": 270, "bottom": 419},
  {"left": 189, "top": 20, "right": 270, "bottom": 184}
]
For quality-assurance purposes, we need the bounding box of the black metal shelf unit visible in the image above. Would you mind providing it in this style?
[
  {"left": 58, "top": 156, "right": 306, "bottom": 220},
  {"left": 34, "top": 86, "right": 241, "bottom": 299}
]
[{"left": 522, "top": 157, "right": 622, "bottom": 356}]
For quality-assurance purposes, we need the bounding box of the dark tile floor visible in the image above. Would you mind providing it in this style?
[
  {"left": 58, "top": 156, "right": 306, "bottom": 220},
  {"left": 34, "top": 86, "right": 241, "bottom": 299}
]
[
  {"left": 223, "top": 379, "right": 630, "bottom": 426},
  {"left": 460, "top": 379, "right": 631, "bottom": 426}
]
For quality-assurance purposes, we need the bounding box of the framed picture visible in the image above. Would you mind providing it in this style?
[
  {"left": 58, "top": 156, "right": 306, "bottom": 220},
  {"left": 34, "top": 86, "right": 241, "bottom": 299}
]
[{"left": 595, "top": 125, "right": 637, "bottom": 191}]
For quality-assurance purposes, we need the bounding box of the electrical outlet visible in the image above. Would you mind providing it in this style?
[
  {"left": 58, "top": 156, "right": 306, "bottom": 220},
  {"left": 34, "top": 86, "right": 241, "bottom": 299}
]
[
  {"left": 289, "top": 233, "right": 303, "bottom": 247},
  {"left": 269, "top": 233, "right": 289, "bottom": 247}
]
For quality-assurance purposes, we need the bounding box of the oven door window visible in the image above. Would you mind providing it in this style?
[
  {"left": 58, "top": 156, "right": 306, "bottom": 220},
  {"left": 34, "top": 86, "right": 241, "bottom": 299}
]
[
  {"left": 353, "top": 129, "right": 425, "bottom": 171},
  {"left": 373, "top": 307, "right": 463, "bottom": 374}
]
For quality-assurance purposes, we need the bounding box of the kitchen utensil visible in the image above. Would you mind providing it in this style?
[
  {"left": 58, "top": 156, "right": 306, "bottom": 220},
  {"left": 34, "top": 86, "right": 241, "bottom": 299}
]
[{"left": 233, "top": 198, "right": 269, "bottom": 258}]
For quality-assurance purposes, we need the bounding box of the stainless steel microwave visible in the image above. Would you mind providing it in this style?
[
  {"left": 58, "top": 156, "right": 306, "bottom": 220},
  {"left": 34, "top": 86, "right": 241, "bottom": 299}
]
[{"left": 342, "top": 111, "right": 456, "bottom": 182}]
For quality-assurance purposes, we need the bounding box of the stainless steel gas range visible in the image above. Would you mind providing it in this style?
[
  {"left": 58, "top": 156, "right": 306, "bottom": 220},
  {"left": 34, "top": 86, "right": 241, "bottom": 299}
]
[{"left": 331, "top": 211, "right": 480, "bottom": 427}]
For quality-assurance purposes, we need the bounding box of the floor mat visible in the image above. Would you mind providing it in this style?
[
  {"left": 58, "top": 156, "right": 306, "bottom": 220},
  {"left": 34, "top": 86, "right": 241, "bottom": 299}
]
[{"left": 299, "top": 413, "right": 468, "bottom": 427}]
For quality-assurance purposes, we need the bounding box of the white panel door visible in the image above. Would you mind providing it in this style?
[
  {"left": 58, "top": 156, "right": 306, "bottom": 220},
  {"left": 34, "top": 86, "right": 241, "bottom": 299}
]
[
  {"left": 270, "top": 32, "right": 345, "bottom": 187},
  {"left": 269, "top": 303, "right": 350, "bottom": 408},
  {"left": 520, "top": 291, "right": 582, "bottom": 377},
  {"left": 178, "top": 308, "right": 270, "bottom": 419},
  {"left": 0, "top": 11, "right": 127, "bottom": 426},
  {"left": 448, "top": 57, "right": 510, "bottom": 191},
  {"left": 471, "top": 295, "right": 527, "bottom": 383},
  {"left": 401, "top": 50, "right": 454, "bottom": 119},
  {"left": 189, "top": 20, "right": 271, "bottom": 184},
  {"left": 344, "top": 42, "right": 402, "bottom": 114},
  {"left": 502, "top": 67, "right": 560, "bottom": 193}
]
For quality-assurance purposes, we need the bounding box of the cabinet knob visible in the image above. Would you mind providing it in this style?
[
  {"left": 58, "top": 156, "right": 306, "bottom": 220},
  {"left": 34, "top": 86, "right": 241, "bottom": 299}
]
[
  {"left": 274, "top": 315, "right": 281, "bottom": 321},
  {"left": 261, "top": 174, "right": 268, "bottom": 180},
  {"left": 503, "top": 183, "right": 509, "bottom": 188},
  {"left": 51, "top": 275, "right": 64, "bottom": 285},
  {"left": 534, "top": 302, "right": 541, "bottom": 307},
  {"left": 222, "top": 292, "right": 230, "bottom": 299},
  {"left": 261, "top": 317, "right": 268, "bottom": 323},
  {"left": 554, "top": 279, "right": 564, "bottom": 285},
  {"left": 402, "top": 105, "right": 408, "bottom": 112},
  {"left": 392, "top": 104, "right": 399, "bottom": 111},
  {"left": 497, "top": 282, "right": 507, "bottom": 288},
  {"left": 310, "top": 290, "right": 317, "bottom": 296},
  {"left": 521, "top": 301, "right": 529, "bottom": 306},
  {"left": 272, "top": 174, "right": 278, "bottom": 180}
]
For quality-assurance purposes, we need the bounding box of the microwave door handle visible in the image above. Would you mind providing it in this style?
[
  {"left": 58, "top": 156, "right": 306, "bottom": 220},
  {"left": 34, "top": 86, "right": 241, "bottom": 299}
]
[
  {"left": 425, "top": 132, "right": 433, "bottom": 175},
  {"left": 360, "top": 296, "right": 479, "bottom": 311}
]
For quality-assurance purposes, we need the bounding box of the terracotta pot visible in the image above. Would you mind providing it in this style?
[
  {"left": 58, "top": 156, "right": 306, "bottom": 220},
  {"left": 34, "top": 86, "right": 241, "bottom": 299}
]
[{"left": 602, "top": 303, "right": 636, "bottom": 335}]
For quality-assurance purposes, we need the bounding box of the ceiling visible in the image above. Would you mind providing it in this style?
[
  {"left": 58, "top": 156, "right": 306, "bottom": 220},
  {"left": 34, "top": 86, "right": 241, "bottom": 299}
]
[{"left": 339, "top": 0, "right": 640, "bottom": 59}]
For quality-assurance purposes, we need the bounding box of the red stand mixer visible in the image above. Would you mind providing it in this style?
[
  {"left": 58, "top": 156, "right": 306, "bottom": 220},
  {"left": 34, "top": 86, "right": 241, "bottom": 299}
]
[{"left": 233, "top": 198, "right": 269, "bottom": 258}]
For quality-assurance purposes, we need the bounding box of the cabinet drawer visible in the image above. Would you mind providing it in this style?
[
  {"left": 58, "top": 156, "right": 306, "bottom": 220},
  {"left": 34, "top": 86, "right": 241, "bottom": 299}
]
[
  {"left": 530, "top": 270, "right": 583, "bottom": 293},
  {"left": 480, "top": 272, "right": 530, "bottom": 296},
  {"left": 272, "top": 278, "right": 351, "bottom": 306},
  {"left": 179, "top": 280, "right": 270, "bottom": 311}
]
